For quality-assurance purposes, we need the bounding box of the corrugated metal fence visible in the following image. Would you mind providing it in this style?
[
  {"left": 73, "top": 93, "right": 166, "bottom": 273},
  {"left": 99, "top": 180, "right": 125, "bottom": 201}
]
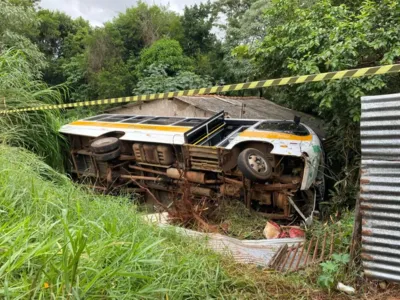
[{"left": 361, "top": 93, "right": 400, "bottom": 281}]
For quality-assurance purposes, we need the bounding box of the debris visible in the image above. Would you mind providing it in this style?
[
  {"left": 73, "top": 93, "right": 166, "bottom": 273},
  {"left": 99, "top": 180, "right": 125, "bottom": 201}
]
[
  {"left": 263, "top": 221, "right": 305, "bottom": 239},
  {"left": 379, "top": 281, "right": 388, "bottom": 290},
  {"left": 336, "top": 282, "right": 355, "bottom": 294},
  {"left": 289, "top": 227, "right": 305, "bottom": 238},
  {"left": 264, "top": 221, "right": 281, "bottom": 239},
  {"left": 145, "top": 212, "right": 304, "bottom": 266}
]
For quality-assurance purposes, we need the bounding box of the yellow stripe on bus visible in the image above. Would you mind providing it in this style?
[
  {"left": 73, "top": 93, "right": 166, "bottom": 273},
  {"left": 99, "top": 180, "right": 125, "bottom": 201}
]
[
  {"left": 239, "top": 131, "right": 313, "bottom": 141},
  {"left": 70, "top": 121, "right": 190, "bottom": 133}
]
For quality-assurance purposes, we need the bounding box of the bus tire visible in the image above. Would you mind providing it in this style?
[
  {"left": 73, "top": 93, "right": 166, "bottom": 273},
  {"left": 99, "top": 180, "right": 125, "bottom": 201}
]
[
  {"left": 237, "top": 148, "right": 272, "bottom": 182},
  {"left": 93, "top": 148, "right": 121, "bottom": 162},
  {"left": 91, "top": 137, "right": 119, "bottom": 154}
]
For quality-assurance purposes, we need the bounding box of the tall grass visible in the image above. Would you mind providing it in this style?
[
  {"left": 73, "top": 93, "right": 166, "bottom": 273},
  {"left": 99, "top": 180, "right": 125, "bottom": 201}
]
[
  {"left": 0, "top": 145, "right": 244, "bottom": 299},
  {"left": 0, "top": 49, "right": 66, "bottom": 170}
]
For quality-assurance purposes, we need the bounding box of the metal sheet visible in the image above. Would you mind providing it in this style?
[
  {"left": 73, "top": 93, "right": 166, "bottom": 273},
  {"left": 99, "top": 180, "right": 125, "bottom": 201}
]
[
  {"left": 143, "top": 212, "right": 304, "bottom": 266},
  {"left": 361, "top": 93, "right": 400, "bottom": 282}
]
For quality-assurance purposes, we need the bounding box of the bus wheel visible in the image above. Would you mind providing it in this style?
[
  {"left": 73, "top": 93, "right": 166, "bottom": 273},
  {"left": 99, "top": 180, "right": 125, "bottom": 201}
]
[
  {"left": 93, "top": 148, "right": 121, "bottom": 162},
  {"left": 91, "top": 137, "right": 120, "bottom": 154},
  {"left": 237, "top": 148, "right": 272, "bottom": 182}
]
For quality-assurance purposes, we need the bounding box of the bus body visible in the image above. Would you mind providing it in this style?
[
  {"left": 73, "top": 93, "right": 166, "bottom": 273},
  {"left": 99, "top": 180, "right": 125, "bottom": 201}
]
[{"left": 60, "top": 111, "right": 324, "bottom": 220}]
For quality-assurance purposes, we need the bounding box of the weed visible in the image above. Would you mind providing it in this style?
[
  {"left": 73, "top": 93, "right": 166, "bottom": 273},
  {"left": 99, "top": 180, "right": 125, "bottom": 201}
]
[{"left": 318, "top": 253, "right": 350, "bottom": 290}]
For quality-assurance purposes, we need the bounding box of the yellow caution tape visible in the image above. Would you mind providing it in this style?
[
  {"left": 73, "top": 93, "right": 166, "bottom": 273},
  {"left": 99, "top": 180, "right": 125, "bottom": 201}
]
[{"left": 1, "top": 64, "right": 400, "bottom": 114}]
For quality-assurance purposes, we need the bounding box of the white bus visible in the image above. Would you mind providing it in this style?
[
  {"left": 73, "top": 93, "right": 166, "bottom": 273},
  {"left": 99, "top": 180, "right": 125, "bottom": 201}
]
[{"left": 60, "top": 111, "right": 324, "bottom": 222}]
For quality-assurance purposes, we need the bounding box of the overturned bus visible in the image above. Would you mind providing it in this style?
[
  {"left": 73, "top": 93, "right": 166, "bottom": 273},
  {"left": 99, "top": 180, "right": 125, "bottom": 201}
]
[{"left": 60, "top": 111, "right": 324, "bottom": 222}]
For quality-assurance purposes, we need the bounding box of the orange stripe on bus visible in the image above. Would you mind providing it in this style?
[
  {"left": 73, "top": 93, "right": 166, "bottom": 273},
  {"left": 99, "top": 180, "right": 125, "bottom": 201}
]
[
  {"left": 70, "top": 121, "right": 190, "bottom": 133},
  {"left": 239, "top": 131, "right": 312, "bottom": 141}
]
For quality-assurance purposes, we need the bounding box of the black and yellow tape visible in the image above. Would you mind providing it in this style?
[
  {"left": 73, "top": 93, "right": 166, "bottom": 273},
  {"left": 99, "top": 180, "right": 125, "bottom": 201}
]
[{"left": 1, "top": 64, "right": 400, "bottom": 114}]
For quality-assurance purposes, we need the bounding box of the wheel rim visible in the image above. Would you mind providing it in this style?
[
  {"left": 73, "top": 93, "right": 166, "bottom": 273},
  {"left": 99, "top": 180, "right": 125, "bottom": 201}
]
[{"left": 248, "top": 154, "right": 268, "bottom": 173}]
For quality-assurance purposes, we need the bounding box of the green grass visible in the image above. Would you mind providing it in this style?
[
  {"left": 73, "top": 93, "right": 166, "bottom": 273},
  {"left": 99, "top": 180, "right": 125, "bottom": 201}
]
[
  {"left": 0, "top": 49, "right": 67, "bottom": 170},
  {"left": 208, "top": 200, "right": 269, "bottom": 239},
  {"left": 0, "top": 145, "right": 246, "bottom": 299}
]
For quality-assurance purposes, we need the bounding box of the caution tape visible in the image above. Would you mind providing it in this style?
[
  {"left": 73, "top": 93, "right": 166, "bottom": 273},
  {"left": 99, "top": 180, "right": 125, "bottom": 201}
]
[{"left": 1, "top": 64, "right": 400, "bottom": 114}]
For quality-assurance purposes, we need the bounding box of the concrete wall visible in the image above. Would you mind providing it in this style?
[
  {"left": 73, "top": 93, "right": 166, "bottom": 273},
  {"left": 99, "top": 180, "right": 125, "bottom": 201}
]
[{"left": 110, "top": 99, "right": 213, "bottom": 118}]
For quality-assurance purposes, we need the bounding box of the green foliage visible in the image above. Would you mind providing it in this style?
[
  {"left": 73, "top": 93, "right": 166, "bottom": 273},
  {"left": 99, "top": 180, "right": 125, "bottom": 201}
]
[
  {"left": 238, "top": 0, "right": 400, "bottom": 209},
  {"left": 136, "top": 38, "right": 192, "bottom": 77},
  {"left": 133, "top": 64, "right": 212, "bottom": 95},
  {"left": 308, "top": 210, "right": 354, "bottom": 255},
  {"left": 318, "top": 253, "right": 350, "bottom": 290},
  {"left": 35, "top": 10, "right": 91, "bottom": 87},
  {"left": 91, "top": 59, "right": 133, "bottom": 99},
  {"left": 0, "top": 49, "right": 66, "bottom": 170},
  {"left": 61, "top": 53, "right": 89, "bottom": 101},
  {"left": 109, "top": 1, "right": 183, "bottom": 59},
  {"left": 0, "top": 144, "right": 251, "bottom": 299},
  {"left": 217, "top": 0, "right": 267, "bottom": 47},
  {"left": 0, "top": 0, "right": 45, "bottom": 76},
  {"left": 180, "top": 2, "right": 217, "bottom": 56}
]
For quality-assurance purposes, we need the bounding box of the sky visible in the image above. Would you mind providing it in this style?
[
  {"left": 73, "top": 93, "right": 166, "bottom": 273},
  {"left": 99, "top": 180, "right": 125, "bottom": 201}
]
[{"left": 39, "top": 0, "right": 206, "bottom": 27}]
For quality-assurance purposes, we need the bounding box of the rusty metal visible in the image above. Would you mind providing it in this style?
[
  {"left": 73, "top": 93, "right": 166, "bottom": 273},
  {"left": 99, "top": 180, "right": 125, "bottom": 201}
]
[
  {"left": 361, "top": 93, "right": 400, "bottom": 282},
  {"left": 286, "top": 244, "right": 301, "bottom": 272},
  {"left": 120, "top": 175, "right": 165, "bottom": 182},
  {"left": 129, "top": 165, "right": 167, "bottom": 176},
  {"left": 106, "top": 167, "right": 113, "bottom": 184},
  {"left": 110, "top": 161, "right": 130, "bottom": 169},
  {"left": 251, "top": 190, "right": 272, "bottom": 205},
  {"left": 268, "top": 244, "right": 288, "bottom": 269},
  {"left": 218, "top": 176, "right": 243, "bottom": 186},
  {"left": 295, "top": 243, "right": 306, "bottom": 271},
  {"left": 186, "top": 145, "right": 222, "bottom": 172},
  {"left": 304, "top": 237, "right": 314, "bottom": 266},
  {"left": 312, "top": 236, "right": 320, "bottom": 262},
  {"left": 167, "top": 168, "right": 205, "bottom": 184},
  {"left": 279, "top": 247, "right": 292, "bottom": 271},
  {"left": 254, "top": 183, "right": 298, "bottom": 191},
  {"left": 277, "top": 175, "right": 302, "bottom": 184},
  {"left": 70, "top": 151, "right": 80, "bottom": 178},
  {"left": 119, "top": 155, "right": 136, "bottom": 161},
  {"left": 130, "top": 178, "right": 169, "bottom": 211},
  {"left": 220, "top": 184, "right": 241, "bottom": 197},
  {"left": 272, "top": 234, "right": 337, "bottom": 273},
  {"left": 274, "top": 192, "right": 287, "bottom": 210},
  {"left": 320, "top": 232, "right": 328, "bottom": 261},
  {"left": 189, "top": 187, "right": 215, "bottom": 197}
]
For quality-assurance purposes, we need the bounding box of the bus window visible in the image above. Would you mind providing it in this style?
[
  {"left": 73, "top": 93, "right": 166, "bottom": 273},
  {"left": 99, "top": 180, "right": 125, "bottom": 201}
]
[{"left": 257, "top": 121, "right": 310, "bottom": 136}]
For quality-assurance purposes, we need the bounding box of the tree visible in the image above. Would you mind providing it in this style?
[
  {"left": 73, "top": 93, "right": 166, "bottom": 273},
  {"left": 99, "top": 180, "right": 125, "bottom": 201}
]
[
  {"left": 90, "top": 60, "right": 132, "bottom": 99},
  {"left": 35, "top": 10, "right": 91, "bottom": 86},
  {"left": 133, "top": 64, "right": 211, "bottom": 95},
  {"left": 0, "top": 0, "right": 45, "bottom": 76},
  {"left": 214, "top": 0, "right": 258, "bottom": 42},
  {"left": 240, "top": 0, "right": 400, "bottom": 208},
  {"left": 180, "top": 2, "right": 217, "bottom": 56},
  {"left": 109, "top": 1, "right": 183, "bottom": 60},
  {"left": 136, "top": 39, "right": 192, "bottom": 77}
]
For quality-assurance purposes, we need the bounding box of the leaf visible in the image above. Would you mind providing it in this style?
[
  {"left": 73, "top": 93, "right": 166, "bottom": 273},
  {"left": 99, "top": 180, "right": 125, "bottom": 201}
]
[
  {"left": 317, "top": 274, "right": 334, "bottom": 289},
  {"left": 332, "top": 253, "right": 350, "bottom": 265},
  {"left": 320, "top": 261, "right": 339, "bottom": 273}
]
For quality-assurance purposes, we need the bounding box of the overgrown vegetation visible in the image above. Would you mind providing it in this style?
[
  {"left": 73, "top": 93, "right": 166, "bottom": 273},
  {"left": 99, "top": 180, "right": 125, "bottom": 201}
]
[
  {"left": 1, "top": 0, "right": 400, "bottom": 297},
  {"left": 2, "top": 145, "right": 396, "bottom": 299},
  {"left": 0, "top": 145, "right": 240, "bottom": 298},
  {"left": 0, "top": 49, "right": 66, "bottom": 169}
]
